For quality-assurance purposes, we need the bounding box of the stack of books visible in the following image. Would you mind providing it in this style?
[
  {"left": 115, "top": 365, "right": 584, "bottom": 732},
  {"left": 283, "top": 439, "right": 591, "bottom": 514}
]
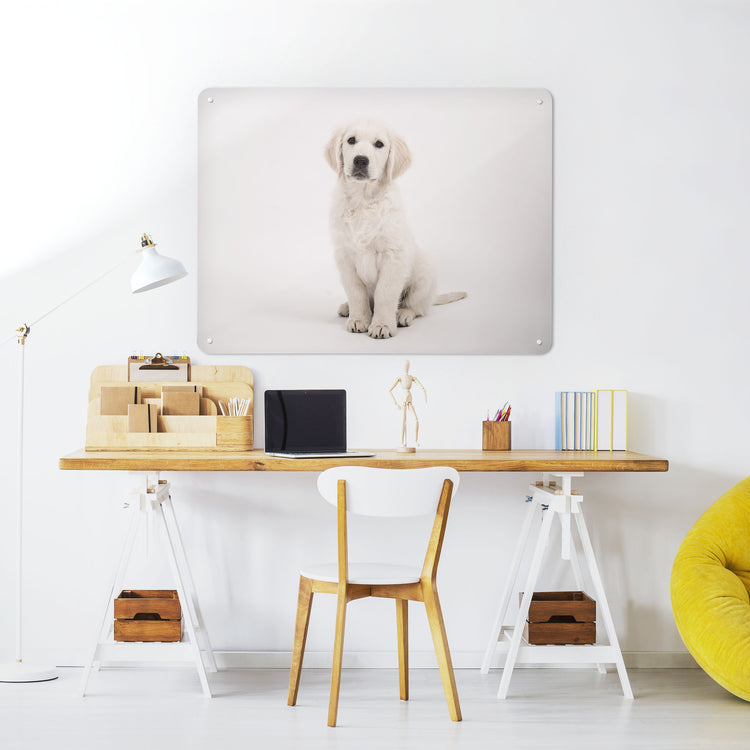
[{"left": 555, "top": 390, "right": 627, "bottom": 451}]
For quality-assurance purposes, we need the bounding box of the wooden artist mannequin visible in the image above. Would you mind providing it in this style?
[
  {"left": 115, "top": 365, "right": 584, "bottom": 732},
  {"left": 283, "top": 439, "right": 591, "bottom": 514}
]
[{"left": 389, "top": 360, "right": 427, "bottom": 452}]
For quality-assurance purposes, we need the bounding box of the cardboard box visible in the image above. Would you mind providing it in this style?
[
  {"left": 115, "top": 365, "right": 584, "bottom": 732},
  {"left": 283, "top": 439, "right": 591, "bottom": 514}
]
[
  {"left": 127, "top": 403, "right": 157, "bottom": 433},
  {"left": 162, "top": 391, "right": 201, "bottom": 416},
  {"left": 100, "top": 385, "right": 140, "bottom": 415}
]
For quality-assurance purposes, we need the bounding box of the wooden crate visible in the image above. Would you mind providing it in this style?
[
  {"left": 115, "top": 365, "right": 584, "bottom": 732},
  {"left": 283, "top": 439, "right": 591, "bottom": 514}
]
[
  {"left": 114, "top": 590, "right": 181, "bottom": 642},
  {"left": 85, "top": 365, "right": 254, "bottom": 451},
  {"left": 521, "top": 591, "right": 596, "bottom": 645}
]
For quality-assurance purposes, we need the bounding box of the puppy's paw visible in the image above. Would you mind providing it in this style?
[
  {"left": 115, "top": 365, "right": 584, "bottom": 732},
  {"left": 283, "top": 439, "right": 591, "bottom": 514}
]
[
  {"left": 368, "top": 321, "right": 395, "bottom": 339},
  {"left": 338, "top": 302, "right": 349, "bottom": 318},
  {"left": 347, "top": 316, "right": 370, "bottom": 333},
  {"left": 396, "top": 308, "right": 416, "bottom": 327}
]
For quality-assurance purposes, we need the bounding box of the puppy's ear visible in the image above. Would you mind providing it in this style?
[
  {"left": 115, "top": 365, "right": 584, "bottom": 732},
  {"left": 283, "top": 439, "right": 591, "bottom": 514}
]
[
  {"left": 324, "top": 128, "right": 344, "bottom": 176},
  {"left": 386, "top": 134, "right": 412, "bottom": 182}
]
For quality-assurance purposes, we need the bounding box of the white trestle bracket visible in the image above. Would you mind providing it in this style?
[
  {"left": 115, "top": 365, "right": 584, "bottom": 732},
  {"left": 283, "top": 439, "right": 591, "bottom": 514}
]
[
  {"left": 81, "top": 473, "right": 217, "bottom": 697},
  {"left": 480, "top": 472, "right": 633, "bottom": 699}
]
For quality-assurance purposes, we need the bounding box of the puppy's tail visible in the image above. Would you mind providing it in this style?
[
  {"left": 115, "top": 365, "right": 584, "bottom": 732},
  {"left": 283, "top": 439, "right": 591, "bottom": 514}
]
[{"left": 434, "top": 291, "right": 468, "bottom": 305}]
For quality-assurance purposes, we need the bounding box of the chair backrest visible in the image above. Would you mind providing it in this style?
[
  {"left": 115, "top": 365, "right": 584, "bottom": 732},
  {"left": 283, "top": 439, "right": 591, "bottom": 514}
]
[{"left": 317, "top": 466, "right": 460, "bottom": 517}]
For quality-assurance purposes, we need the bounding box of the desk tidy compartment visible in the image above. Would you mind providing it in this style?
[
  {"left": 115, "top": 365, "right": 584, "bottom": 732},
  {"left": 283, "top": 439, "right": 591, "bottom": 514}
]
[
  {"left": 521, "top": 591, "right": 596, "bottom": 645},
  {"left": 85, "top": 364, "right": 254, "bottom": 450},
  {"left": 114, "top": 590, "right": 182, "bottom": 642}
]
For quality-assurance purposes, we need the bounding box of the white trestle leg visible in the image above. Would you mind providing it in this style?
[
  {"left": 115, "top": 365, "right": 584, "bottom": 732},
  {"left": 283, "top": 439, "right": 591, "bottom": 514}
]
[
  {"left": 82, "top": 473, "right": 216, "bottom": 697},
  {"left": 481, "top": 472, "right": 633, "bottom": 699}
]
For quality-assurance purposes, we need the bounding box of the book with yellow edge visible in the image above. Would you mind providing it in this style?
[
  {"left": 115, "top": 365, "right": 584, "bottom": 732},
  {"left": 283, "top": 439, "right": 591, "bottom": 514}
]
[{"left": 595, "top": 389, "right": 627, "bottom": 451}]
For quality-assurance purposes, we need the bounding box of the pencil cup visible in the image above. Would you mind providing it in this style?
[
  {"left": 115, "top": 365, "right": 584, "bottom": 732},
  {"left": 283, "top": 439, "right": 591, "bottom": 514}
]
[{"left": 482, "top": 421, "right": 511, "bottom": 451}]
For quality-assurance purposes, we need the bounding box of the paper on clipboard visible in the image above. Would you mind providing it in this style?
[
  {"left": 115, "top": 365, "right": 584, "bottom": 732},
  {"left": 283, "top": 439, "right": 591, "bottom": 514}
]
[{"left": 128, "top": 353, "right": 190, "bottom": 382}]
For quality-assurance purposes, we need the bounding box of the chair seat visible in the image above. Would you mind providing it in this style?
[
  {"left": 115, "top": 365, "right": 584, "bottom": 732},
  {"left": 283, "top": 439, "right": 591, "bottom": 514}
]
[{"left": 300, "top": 562, "right": 422, "bottom": 585}]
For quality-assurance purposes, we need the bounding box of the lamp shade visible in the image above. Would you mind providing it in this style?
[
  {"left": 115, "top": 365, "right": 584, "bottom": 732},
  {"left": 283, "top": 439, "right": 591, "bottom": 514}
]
[{"left": 131, "top": 235, "right": 188, "bottom": 293}]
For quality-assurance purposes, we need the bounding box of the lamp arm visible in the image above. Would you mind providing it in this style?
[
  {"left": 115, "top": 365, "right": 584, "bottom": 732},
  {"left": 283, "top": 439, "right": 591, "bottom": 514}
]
[
  {"left": 1, "top": 256, "right": 130, "bottom": 348},
  {"left": 29, "top": 256, "right": 130, "bottom": 331}
]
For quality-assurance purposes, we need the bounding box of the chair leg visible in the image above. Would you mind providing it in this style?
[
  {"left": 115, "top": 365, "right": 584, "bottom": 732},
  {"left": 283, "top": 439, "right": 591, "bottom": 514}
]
[
  {"left": 423, "top": 585, "right": 462, "bottom": 721},
  {"left": 288, "top": 576, "right": 314, "bottom": 706},
  {"left": 328, "top": 585, "right": 348, "bottom": 727},
  {"left": 396, "top": 599, "right": 409, "bottom": 701}
]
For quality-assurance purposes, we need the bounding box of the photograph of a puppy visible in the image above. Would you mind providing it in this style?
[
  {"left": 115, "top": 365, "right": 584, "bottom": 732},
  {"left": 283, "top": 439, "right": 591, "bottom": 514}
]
[{"left": 325, "top": 118, "right": 467, "bottom": 339}]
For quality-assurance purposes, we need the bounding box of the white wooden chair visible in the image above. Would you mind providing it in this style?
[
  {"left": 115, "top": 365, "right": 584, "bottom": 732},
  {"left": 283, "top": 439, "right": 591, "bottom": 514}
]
[{"left": 287, "top": 466, "right": 462, "bottom": 726}]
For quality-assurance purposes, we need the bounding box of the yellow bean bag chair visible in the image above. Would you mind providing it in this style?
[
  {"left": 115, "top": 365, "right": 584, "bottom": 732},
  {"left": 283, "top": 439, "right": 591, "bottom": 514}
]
[{"left": 671, "top": 476, "right": 750, "bottom": 700}]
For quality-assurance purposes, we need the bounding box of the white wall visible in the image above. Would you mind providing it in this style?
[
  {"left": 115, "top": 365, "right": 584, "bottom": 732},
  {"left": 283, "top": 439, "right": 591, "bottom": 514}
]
[{"left": 1, "top": 0, "right": 749, "bottom": 667}]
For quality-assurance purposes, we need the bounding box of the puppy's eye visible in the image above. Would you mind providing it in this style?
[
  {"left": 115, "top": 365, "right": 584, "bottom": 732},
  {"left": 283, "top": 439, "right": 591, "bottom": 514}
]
[
  {"left": 374, "top": 140, "right": 384, "bottom": 148},
  {"left": 347, "top": 136, "right": 356, "bottom": 145}
]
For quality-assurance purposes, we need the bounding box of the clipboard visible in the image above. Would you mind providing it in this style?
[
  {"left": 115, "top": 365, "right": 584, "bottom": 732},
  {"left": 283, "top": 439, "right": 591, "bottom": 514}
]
[{"left": 128, "top": 353, "right": 190, "bottom": 382}]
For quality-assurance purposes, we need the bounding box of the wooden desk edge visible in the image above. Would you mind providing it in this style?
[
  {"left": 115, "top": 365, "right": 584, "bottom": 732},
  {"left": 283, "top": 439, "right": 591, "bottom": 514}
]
[{"left": 59, "top": 449, "right": 669, "bottom": 473}]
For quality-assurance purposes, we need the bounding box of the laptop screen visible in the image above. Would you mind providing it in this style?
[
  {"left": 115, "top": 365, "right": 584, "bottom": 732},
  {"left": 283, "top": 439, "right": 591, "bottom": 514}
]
[{"left": 264, "top": 390, "right": 347, "bottom": 453}]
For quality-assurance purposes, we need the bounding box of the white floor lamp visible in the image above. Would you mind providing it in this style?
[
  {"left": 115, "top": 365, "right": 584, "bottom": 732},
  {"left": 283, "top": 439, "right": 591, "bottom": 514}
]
[{"left": 0, "top": 234, "right": 187, "bottom": 683}]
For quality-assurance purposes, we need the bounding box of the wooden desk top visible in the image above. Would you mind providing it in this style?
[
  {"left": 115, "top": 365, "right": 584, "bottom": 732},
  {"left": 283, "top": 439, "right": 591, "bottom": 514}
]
[{"left": 59, "top": 449, "right": 668, "bottom": 473}]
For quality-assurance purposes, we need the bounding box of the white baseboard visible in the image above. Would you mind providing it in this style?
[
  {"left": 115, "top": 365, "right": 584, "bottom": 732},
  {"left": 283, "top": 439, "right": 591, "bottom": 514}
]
[
  {"left": 19, "top": 648, "right": 698, "bottom": 670},
  {"left": 213, "top": 650, "right": 699, "bottom": 670}
]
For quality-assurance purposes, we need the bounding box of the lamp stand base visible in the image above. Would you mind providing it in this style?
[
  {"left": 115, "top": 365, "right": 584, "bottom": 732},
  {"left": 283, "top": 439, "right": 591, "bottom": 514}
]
[{"left": 0, "top": 662, "right": 58, "bottom": 683}]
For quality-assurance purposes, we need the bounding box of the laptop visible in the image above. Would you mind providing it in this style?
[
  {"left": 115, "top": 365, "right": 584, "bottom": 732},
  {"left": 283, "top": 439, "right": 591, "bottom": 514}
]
[{"left": 264, "top": 389, "right": 375, "bottom": 458}]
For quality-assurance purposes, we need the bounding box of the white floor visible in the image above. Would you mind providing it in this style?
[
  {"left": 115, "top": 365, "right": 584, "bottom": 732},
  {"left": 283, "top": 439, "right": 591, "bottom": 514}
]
[{"left": 2, "top": 667, "right": 749, "bottom": 749}]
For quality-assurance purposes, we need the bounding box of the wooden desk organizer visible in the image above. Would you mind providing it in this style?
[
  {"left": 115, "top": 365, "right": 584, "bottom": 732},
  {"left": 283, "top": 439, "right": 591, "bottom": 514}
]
[{"left": 85, "top": 365, "right": 253, "bottom": 451}]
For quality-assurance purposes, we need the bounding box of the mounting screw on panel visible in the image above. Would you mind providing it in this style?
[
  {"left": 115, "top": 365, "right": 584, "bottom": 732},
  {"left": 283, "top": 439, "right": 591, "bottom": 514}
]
[
  {"left": 206, "top": 337, "right": 213, "bottom": 344},
  {"left": 208, "top": 97, "right": 214, "bottom": 103},
  {"left": 536, "top": 339, "right": 543, "bottom": 346}
]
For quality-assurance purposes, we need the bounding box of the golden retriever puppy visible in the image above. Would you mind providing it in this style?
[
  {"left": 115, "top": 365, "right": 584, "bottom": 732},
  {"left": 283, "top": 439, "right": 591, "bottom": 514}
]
[{"left": 325, "top": 118, "right": 440, "bottom": 339}]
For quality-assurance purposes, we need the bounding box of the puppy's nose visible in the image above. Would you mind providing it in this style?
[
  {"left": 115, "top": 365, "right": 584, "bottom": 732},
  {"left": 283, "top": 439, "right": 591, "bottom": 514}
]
[{"left": 353, "top": 155, "right": 369, "bottom": 169}]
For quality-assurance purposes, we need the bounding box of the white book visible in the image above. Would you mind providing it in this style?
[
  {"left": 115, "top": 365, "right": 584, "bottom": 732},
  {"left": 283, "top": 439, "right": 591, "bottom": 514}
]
[
  {"left": 612, "top": 389, "right": 628, "bottom": 450},
  {"left": 583, "top": 392, "right": 589, "bottom": 450},
  {"left": 566, "top": 392, "right": 576, "bottom": 450},
  {"left": 596, "top": 389, "right": 613, "bottom": 451}
]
